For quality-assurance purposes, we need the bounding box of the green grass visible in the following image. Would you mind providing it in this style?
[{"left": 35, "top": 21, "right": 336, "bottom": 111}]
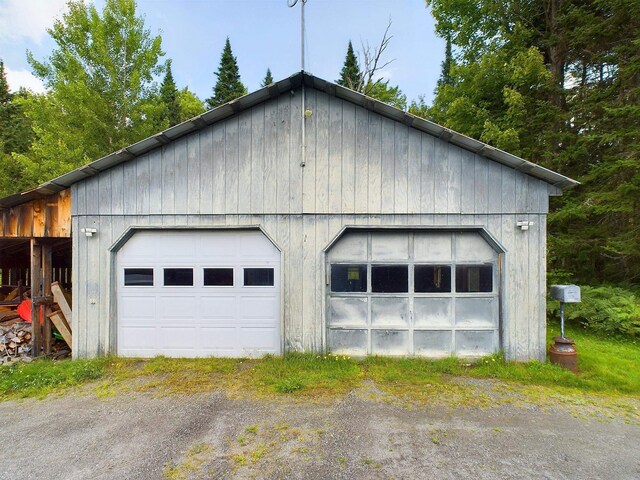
[
  {"left": 0, "top": 357, "right": 107, "bottom": 399},
  {"left": 1, "top": 328, "right": 638, "bottom": 402}
]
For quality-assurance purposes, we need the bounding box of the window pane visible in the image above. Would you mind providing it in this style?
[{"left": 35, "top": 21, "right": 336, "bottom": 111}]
[
  {"left": 244, "top": 268, "right": 274, "bottom": 286},
  {"left": 415, "top": 265, "right": 451, "bottom": 293},
  {"left": 124, "top": 268, "right": 153, "bottom": 286},
  {"left": 204, "top": 268, "right": 233, "bottom": 286},
  {"left": 163, "top": 268, "right": 193, "bottom": 286},
  {"left": 372, "top": 265, "right": 408, "bottom": 293},
  {"left": 455, "top": 265, "right": 493, "bottom": 292},
  {"left": 331, "top": 264, "right": 367, "bottom": 293}
]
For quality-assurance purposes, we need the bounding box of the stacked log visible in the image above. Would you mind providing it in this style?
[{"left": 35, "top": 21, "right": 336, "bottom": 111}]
[{"left": 0, "top": 321, "right": 32, "bottom": 363}]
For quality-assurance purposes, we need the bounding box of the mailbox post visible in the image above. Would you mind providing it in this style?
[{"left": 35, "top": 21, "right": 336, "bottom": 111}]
[{"left": 549, "top": 285, "right": 581, "bottom": 372}]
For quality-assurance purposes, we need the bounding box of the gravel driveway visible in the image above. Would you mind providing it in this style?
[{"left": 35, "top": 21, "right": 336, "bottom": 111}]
[{"left": 0, "top": 384, "right": 638, "bottom": 480}]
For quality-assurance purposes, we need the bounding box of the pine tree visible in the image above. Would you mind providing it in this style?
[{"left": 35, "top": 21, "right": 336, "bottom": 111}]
[
  {"left": 0, "top": 60, "right": 11, "bottom": 148},
  {"left": 261, "top": 68, "right": 274, "bottom": 87},
  {"left": 436, "top": 35, "right": 454, "bottom": 90},
  {"left": 0, "top": 60, "right": 32, "bottom": 154},
  {"left": 337, "top": 41, "right": 361, "bottom": 90},
  {"left": 206, "top": 37, "right": 247, "bottom": 109},
  {"left": 160, "top": 59, "right": 180, "bottom": 127}
]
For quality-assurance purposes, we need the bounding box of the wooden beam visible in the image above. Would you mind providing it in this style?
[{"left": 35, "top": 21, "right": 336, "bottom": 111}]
[
  {"left": 30, "top": 239, "right": 42, "bottom": 357},
  {"left": 48, "top": 310, "right": 72, "bottom": 348},
  {"left": 51, "top": 281, "right": 72, "bottom": 325},
  {"left": 42, "top": 242, "right": 53, "bottom": 355}
]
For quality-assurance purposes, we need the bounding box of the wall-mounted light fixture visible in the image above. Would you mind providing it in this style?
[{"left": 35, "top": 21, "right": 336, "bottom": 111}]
[
  {"left": 80, "top": 227, "right": 97, "bottom": 237},
  {"left": 516, "top": 221, "right": 534, "bottom": 231}
]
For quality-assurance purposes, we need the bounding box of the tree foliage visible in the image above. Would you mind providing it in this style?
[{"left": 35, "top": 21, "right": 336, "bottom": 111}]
[
  {"left": 337, "top": 41, "right": 361, "bottom": 89},
  {"left": 206, "top": 37, "right": 247, "bottom": 109},
  {"left": 426, "top": 0, "right": 640, "bottom": 284},
  {"left": 12, "top": 0, "right": 164, "bottom": 189},
  {"left": 159, "top": 59, "right": 180, "bottom": 127},
  {"left": 261, "top": 68, "right": 274, "bottom": 87}
]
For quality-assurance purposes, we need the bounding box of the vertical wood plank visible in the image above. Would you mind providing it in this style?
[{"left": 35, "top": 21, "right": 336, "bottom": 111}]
[
  {"left": 341, "top": 101, "right": 356, "bottom": 213},
  {"left": 211, "top": 123, "right": 226, "bottom": 213},
  {"left": 276, "top": 94, "right": 291, "bottom": 213},
  {"left": 84, "top": 175, "right": 100, "bottom": 216},
  {"left": 71, "top": 218, "right": 81, "bottom": 357},
  {"left": 30, "top": 240, "right": 42, "bottom": 357},
  {"left": 277, "top": 214, "right": 291, "bottom": 349},
  {"left": 538, "top": 215, "right": 548, "bottom": 360},
  {"left": 473, "top": 153, "right": 489, "bottom": 214},
  {"left": 290, "top": 89, "right": 303, "bottom": 213},
  {"left": 367, "top": 113, "right": 382, "bottom": 214},
  {"left": 487, "top": 160, "right": 502, "bottom": 214},
  {"left": 302, "top": 215, "right": 316, "bottom": 349},
  {"left": 174, "top": 138, "right": 189, "bottom": 214},
  {"left": 420, "top": 134, "right": 435, "bottom": 213},
  {"left": 433, "top": 139, "right": 448, "bottom": 213},
  {"left": 251, "top": 104, "right": 265, "bottom": 214},
  {"left": 380, "top": 118, "right": 395, "bottom": 214},
  {"left": 446, "top": 146, "right": 462, "bottom": 214},
  {"left": 136, "top": 154, "right": 150, "bottom": 215},
  {"left": 161, "top": 143, "right": 175, "bottom": 214},
  {"left": 314, "top": 92, "right": 329, "bottom": 213},
  {"left": 199, "top": 127, "right": 213, "bottom": 214},
  {"left": 393, "top": 123, "right": 409, "bottom": 213},
  {"left": 122, "top": 160, "right": 137, "bottom": 215},
  {"left": 407, "top": 128, "right": 421, "bottom": 214},
  {"left": 187, "top": 134, "right": 201, "bottom": 214},
  {"left": 42, "top": 242, "right": 52, "bottom": 354},
  {"left": 263, "top": 99, "right": 278, "bottom": 213},
  {"left": 302, "top": 89, "right": 317, "bottom": 213},
  {"left": 501, "top": 166, "right": 516, "bottom": 214},
  {"left": 98, "top": 171, "right": 112, "bottom": 216},
  {"left": 515, "top": 171, "right": 528, "bottom": 214},
  {"left": 238, "top": 110, "right": 252, "bottom": 214},
  {"left": 328, "top": 95, "right": 342, "bottom": 214},
  {"left": 99, "top": 216, "right": 111, "bottom": 355},
  {"left": 148, "top": 149, "right": 162, "bottom": 215}
]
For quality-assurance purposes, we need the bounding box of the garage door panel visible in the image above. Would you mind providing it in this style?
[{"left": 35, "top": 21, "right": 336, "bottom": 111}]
[
  {"left": 119, "top": 296, "right": 156, "bottom": 320},
  {"left": 372, "top": 330, "right": 411, "bottom": 356},
  {"left": 414, "top": 233, "right": 452, "bottom": 262},
  {"left": 160, "top": 326, "right": 197, "bottom": 349},
  {"left": 239, "top": 327, "right": 278, "bottom": 351},
  {"left": 239, "top": 296, "right": 278, "bottom": 319},
  {"left": 159, "top": 296, "right": 198, "bottom": 318},
  {"left": 119, "top": 326, "right": 157, "bottom": 350},
  {"left": 455, "top": 330, "right": 495, "bottom": 356},
  {"left": 371, "top": 297, "right": 409, "bottom": 327},
  {"left": 414, "top": 297, "right": 452, "bottom": 327},
  {"left": 454, "top": 233, "right": 495, "bottom": 262},
  {"left": 199, "top": 327, "right": 237, "bottom": 349},
  {"left": 371, "top": 233, "right": 409, "bottom": 260},
  {"left": 414, "top": 330, "right": 452, "bottom": 357},
  {"left": 455, "top": 298, "right": 497, "bottom": 327},
  {"left": 200, "top": 296, "right": 237, "bottom": 318},
  {"left": 328, "top": 297, "right": 368, "bottom": 327},
  {"left": 328, "top": 329, "right": 368, "bottom": 356}
]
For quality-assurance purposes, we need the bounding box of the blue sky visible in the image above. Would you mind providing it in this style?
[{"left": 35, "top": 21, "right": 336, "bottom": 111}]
[{"left": 0, "top": 0, "right": 444, "bottom": 105}]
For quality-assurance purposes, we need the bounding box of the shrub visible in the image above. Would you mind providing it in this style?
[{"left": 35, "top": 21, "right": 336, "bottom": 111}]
[{"left": 548, "top": 285, "right": 640, "bottom": 338}]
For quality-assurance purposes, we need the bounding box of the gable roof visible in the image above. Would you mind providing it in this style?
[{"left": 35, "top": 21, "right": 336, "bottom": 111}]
[{"left": 0, "top": 71, "right": 578, "bottom": 208}]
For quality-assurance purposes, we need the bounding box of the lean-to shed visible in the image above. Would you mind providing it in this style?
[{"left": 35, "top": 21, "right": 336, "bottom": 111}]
[{"left": 0, "top": 72, "right": 578, "bottom": 361}]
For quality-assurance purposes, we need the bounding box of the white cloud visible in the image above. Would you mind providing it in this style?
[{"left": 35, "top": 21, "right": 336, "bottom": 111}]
[
  {"left": 5, "top": 66, "right": 46, "bottom": 93},
  {"left": 0, "top": 0, "right": 68, "bottom": 44}
]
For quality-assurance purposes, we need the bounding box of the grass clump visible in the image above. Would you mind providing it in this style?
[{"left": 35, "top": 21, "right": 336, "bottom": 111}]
[{"left": 0, "top": 357, "right": 107, "bottom": 399}]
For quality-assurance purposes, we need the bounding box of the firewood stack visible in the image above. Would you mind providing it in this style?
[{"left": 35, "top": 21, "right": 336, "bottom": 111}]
[{"left": 0, "top": 321, "right": 32, "bottom": 363}]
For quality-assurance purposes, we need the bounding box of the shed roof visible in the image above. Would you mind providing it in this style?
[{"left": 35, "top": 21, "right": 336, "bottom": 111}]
[{"left": 0, "top": 71, "right": 578, "bottom": 208}]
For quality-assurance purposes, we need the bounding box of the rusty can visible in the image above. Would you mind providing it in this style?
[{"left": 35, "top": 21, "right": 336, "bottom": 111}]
[{"left": 549, "top": 337, "right": 578, "bottom": 372}]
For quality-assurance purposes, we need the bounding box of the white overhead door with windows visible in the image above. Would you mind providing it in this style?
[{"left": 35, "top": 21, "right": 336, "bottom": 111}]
[
  {"left": 117, "top": 230, "right": 280, "bottom": 357},
  {"left": 327, "top": 231, "right": 500, "bottom": 357}
]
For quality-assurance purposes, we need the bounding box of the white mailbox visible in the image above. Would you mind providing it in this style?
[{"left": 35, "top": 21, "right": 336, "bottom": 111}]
[{"left": 550, "top": 285, "right": 581, "bottom": 303}]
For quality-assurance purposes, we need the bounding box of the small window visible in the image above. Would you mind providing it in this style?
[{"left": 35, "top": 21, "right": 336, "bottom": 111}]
[
  {"left": 204, "top": 268, "right": 234, "bottom": 286},
  {"left": 124, "top": 268, "right": 153, "bottom": 286},
  {"left": 415, "top": 265, "right": 451, "bottom": 293},
  {"left": 456, "top": 265, "right": 493, "bottom": 293},
  {"left": 244, "top": 268, "right": 274, "bottom": 286},
  {"left": 163, "top": 268, "right": 194, "bottom": 286},
  {"left": 372, "top": 265, "right": 408, "bottom": 293},
  {"left": 331, "top": 264, "right": 367, "bottom": 293}
]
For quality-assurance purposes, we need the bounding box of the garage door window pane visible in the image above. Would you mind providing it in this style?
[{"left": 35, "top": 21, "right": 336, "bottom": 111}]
[
  {"left": 372, "top": 265, "right": 408, "bottom": 293},
  {"left": 244, "top": 268, "right": 274, "bottom": 286},
  {"left": 415, "top": 265, "right": 451, "bottom": 293},
  {"left": 164, "top": 268, "right": 194, "bottom": 286},
  {"left": 456, "top": 265, "right": 493, "bottom": 292},
  {"left": 204, "top": 268, "right": 234, "bottom": 286},
  {"left": 124, "top": 268, "right": 153, "bottom": 286},
  {"left": 331, "top": 264, "right": 367, "bottom": 292}
]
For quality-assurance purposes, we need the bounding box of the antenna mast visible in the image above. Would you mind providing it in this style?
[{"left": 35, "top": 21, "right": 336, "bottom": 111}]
[{"left": 287, "top": 0, "right": 307, "bottom": 71}]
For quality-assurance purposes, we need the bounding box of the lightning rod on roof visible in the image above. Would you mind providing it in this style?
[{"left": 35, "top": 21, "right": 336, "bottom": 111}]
[{"left": 287, "top": 0, "right": 307, "bottom": 71}]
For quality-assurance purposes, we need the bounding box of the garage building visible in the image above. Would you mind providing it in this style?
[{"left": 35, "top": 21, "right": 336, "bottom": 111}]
[{"left": 0, "top": 72, "right": 577, "bottom": 361}]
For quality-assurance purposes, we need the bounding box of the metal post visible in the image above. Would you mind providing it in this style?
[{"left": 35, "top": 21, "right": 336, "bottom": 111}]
[
  {"left": 300, "top": 0, "right": 305, "bottom": 71},
  {"left": 560, "top": 302, "right": 565, "bottom": 339}
]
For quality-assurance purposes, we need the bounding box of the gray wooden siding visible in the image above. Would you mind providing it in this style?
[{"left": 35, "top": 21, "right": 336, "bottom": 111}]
[
  {"left": 74, "top": 88, "right": 550, "bottom": 218},
  {"left": 71, "top": 85, "right": 550, "bottom": 361}
]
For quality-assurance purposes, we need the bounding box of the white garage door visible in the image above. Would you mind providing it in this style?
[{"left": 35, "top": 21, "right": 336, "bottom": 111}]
[{"left": 117, "top": 230, "right": 281, "bottom": 357}]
